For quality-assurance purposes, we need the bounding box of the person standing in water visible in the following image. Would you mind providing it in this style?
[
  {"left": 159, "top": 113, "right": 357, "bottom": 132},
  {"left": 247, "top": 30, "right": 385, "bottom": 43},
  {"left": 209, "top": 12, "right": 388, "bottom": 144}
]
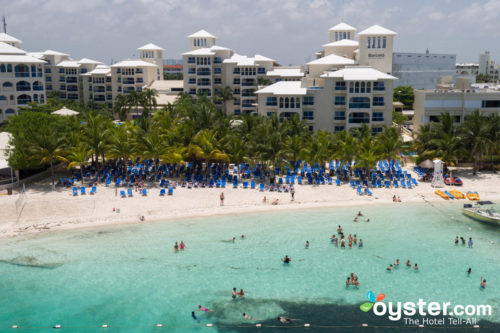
[
  {"left": 180, "top": 241, "right": 185, "bottom": 250},
  {"left": 305, "top": 241, "right": 309, "bottom": 248},
  {"left": 232, "top": 288, "right": 237, "bottom": 299},
  {"left": 174, "top": 242, "right": 179, "bottom": 252},
  {"left": 468, "top": 238, "right": 473, "bottom": 248},
  {"left": 480, "top": 277, "right": 487, "bottom": 288},
  {"left": 192, "top": 311, "right": 200, "bottom": 322},
  {"left": 467, "top": 268, "right": 472, "bottom": 276}
]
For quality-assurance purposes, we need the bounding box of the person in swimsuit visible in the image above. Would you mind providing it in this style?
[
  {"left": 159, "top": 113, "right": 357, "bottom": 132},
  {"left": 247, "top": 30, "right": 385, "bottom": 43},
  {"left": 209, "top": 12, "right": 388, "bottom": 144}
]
[
  {"left": 278, "top": 316, "right": 293, "bottom": 324},
  {"left": 337, "top": 225, "right": 342, "bottom": 234},
  {"left": 414, "top": 263, "right": 419, "bottom": 270},
  {"left": 335, "top": 237, "right": 339, "bottom": 246},
  {"left": 353, "top": 235, "right": 357, "bottom": 244},
  {"left": 180, "top": 241, "right": 185, "bottom": 250},
  {"left": 348, "top": 239, "right": 352, "bottom": 248},
  {"left": 357, "top": 211, "right": 363, "bottom": 216},
  {"left": 394, "top": 259, "right": 400, "bottom": 266},
  {"left": 220, "top": 192, "right": 224, "bottom": 206},
  {"left": 468, "top": 238, "right": 473, "bottom": 248},
  {"left": 346, "top": 277, "right": 351, "bottom": 286},
  {"left": 460, "top": 237, "right": 466, "bottom": 245},
  {"left": 174, "top": 242, "right": 179, "bottom": 252},
  {"left": 340, "top": 238, "right": 345, "bottom": 248},
  {"left": 241, "top": 235, "right": 245, "bottom": 239},
  {"left": 305, "top": 241, "right": 309, "bottom": 248},
  {"left": 192, "top": 311, "right": 200, "bottom": 322},
  {"left": 237, "top": 289, "right": 245, "bottom": 297},
  {"left": 198, "top": 305, "right": 210, "bottom": 312},
  {"left": 282, "top": 255, "right": 291, "bottom": 263},
  {"left": 467, "top": 268, "right": 472, "bottom": 276},
  {"left": 232, "top": 288, "right": 237, "bottom": 299},
  {"left": 358, "top": 239, "right": 363, "bottom": 248},
  {"left": 406, "top": 260, "right": 411, "bottom": 267},
  {"left": 243, "top": 313, "right": 254, "bottom": 320},
  {"left": 455, "top": 236, "right": 459, "bottom": 245},
  {"left": 480, "top": 277, "right": 487, "bottom": 288}
]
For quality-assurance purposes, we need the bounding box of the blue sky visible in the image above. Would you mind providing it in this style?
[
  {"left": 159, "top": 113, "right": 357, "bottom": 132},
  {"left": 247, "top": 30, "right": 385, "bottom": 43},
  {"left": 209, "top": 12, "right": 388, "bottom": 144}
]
[{"left": 3, "top": 0, "right": 500, "bottom": 65}]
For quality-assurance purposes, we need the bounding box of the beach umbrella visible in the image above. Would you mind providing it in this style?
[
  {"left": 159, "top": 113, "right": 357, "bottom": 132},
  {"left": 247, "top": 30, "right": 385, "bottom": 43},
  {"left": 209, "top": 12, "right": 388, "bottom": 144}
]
[
  {"left": 419, "top": 159, "right": 433, "bottom": 169},
  {"left": 52, "top": 107, "right": 79, "bottom": 116}
]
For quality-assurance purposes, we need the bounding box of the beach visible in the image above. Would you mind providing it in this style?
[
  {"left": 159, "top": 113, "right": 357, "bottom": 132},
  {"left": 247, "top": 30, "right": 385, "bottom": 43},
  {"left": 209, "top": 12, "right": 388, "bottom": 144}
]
[{"left": 1, "top": 167, "right": 499, "bottom": 239}]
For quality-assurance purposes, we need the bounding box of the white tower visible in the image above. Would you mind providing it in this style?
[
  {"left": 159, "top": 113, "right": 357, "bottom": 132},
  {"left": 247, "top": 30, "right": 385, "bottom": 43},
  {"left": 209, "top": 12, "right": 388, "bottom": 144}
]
[
  {"left": 328, "top": 22, "right": 356, "bottom": 43},
  {"left": 138, "top": 43, "right": 164, "bottom": 80},
  {"left": 357, "top": 25, "right": 397, "bottom": 74},
  {"left": 188, "top": 30, "right": 216, "bottom": 51}
]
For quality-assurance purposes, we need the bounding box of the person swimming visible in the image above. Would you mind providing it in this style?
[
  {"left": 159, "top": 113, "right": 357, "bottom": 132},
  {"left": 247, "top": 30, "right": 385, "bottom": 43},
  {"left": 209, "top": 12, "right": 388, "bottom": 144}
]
[
  {"left": 394, "top": 259, "right": 400, "bottom": 266},
  {"left": 237, "top": 289, "right": 245, "bottom": 297},
  {"left": 174, "top": 242, "right": 179, "bottom": 252},
  {"left": 387, "top": 264, "right": 393, "bottom": 271},
  {"left": 455, "top": 236, "right": 459, "bottom": 245},
  {"left": 232, "top": 237, "right": 236, "bottom": 242},
  {"left": 467, "top": 268, "right": 472, "bottom": 276},
  {"left": 353, "top": 235, "right": 357, "bottom": 244},
  {"left": 365, "top": 218, "right": 370, "bottom": 222},
  {"left": 278, "top": 316, "right": 293, "bottom": 324},
  {"left": 337, "top": 225, "right": 342, "bottom": 234},
  {"left": 330, "top": 235, "right": 335, "bottom": 243},
  {"left": 346, "top": 277, "right": 351, "bottom": 286},
  {"left": 340, "top": 238, "right": 345, "bottom": 248},
  {"left": 198, "top": 305, "right": 210, "bottom": 312},
  {"left": 192, "top": 311, "right": 200, "bottom": 322},
  {"left": 480, "top": 277, "right": 487, "bottom": 289},
  {"left": 232, "top": 288, "right": 237, "bottom": 299},
  {"left": 282, "top": 255, "right": 291, "bottom": 263},
  {"left": 243, "top": 313, "right": 254, "bottom": 320},
  {"left": 357, "top": 211, "right": 363, "bottom": 216},
  {"left": 353, "top": 217, "right": 358, "bottom": 222},
  {"left": 305, "top": 241, "right": 309, "bottom": 248},
  {"left": 460, "top": 237, "right": 465, "bottom": 245},
  {"left": 414, "top": 263, "right": 419, "bottom": 270},
  {"left": 180, "top": 241, "right": 185, "bottom": 250},
  {"left": 358, "top": 239, "right": 363, "bottom": 248},
  {"left": 335, "top": 237, "right": 339, "bottom": 246},
  {"left": 406, "top": 260, "right": 411, "bottom": 267},
  {"left": 348, "top": 239, "right": 352, "bottom": 248},
  {"left": 241, "top": 235, "right": 245, "bottom": 239}
]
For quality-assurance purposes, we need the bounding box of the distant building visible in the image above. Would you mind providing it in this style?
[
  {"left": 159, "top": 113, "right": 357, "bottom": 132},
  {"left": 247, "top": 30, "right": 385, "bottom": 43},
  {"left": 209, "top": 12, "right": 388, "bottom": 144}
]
[
  {"left": 456, "top": 63, "right": 478, "bottom": 83},
  {"left": 478, "top": 51, "right": 500, "bottom": 81},
  {"left": 413, "top": 77, "right": 500, "bottom": 131},
  {"left": 392, "top": 50, "right": 456, "bottom": 89},
  {"left": 163, "top": 64, "right": 183, "bottom": 75},
  {"left": 163, "top": 59, "right": 182, "bottom": 66}
]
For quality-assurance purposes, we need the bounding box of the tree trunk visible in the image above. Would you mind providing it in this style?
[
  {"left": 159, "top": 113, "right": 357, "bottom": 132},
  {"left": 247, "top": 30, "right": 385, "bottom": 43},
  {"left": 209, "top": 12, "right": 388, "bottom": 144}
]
[
  {"left": 50, "top": 159, "right": 55, "bottom": 188},
  {"left": 81, "top": 165, "right": 84, "bottom": 185}
]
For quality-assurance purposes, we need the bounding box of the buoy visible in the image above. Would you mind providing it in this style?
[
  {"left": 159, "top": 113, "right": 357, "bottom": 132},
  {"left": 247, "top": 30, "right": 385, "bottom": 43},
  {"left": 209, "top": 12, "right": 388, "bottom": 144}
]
[
  {"left": 256, "top": 323, "right": 262, "bottom": 327},
  {"left": 11, "top": 325, "right": 18, "bottom": 329},
  {"left": 473, "top": 325, "right": 480, "bottom": 329},
  {"left": 101, "top": 324, "right": 108, "bottom": 328},
  {"left": 362, "top": 323, "right": 368, "bottom": 327},
  {"left": 304, "top": 323, "right": 310, "bottom": 327},
  {"left": 418, "top": 324, "right": 424, "bottom": 328},
  {"left": 53, "top": 325, "right": 61, "bottom": 329},
  {"left": 206, "top": 323, "right": 213, "bottom": 327},
  {"left": 156, "top": 324, "right": 163, "bottom": 327}
]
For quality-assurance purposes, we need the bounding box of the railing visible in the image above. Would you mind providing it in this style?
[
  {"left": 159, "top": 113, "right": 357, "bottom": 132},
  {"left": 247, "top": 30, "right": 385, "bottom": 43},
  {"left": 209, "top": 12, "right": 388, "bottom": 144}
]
[
  {"left": 33, "top": 86, "right": 44, "bottom": 91},
  {"left": 15, "top": 72, "right": 30, "bottom": 77},
  {"left": 197, "top": 72, "right": 211, "bottom": 76},
  {"left": 348, "top": 118, "right": 370, "bottom": 123},
  {"left": 242, "top": 82, "right": 255, "bottom": 86},
  {"left": 349, "top": 103, "right": 370, "bottom": 109}
]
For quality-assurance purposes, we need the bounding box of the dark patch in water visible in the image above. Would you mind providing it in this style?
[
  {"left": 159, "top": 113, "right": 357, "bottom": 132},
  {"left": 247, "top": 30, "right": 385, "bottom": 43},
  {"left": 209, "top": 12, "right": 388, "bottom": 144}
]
[
  {"left": 0, "top": 256, "right": 63, "bottom": 269},
  {"left": 208, "top": 298, "right": 500, "bottom": 333}
]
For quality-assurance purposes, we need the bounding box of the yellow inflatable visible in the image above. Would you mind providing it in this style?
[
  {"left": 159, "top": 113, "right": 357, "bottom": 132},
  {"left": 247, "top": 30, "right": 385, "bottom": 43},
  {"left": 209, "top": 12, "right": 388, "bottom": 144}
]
[{"left": 435, "top": 190, "right": 449, "bottom": 200}]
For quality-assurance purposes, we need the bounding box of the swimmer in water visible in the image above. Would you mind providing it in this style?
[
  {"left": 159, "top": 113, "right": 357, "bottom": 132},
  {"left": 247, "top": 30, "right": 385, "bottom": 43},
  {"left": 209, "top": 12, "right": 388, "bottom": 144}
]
[
  {"left": 241, "top": 235, "right": 245, "bottom": 239},
  {"left": 455, "top": 236, "right": 459, "bottom": 245},
  {"left": 243, "top": 313, "right": 254, "bottom": 320},
  {"left": 357, "top": 211, "right": 363, "bottom": 216},
  {"left": 330, "top": 234, "right": 335, "bottom": 243},
  {"left": 340, "top": 238, "right": 346, "bottom": 248},
  {"left": 198, "top": 305, "right": 210, "bottom": 312},
  {"left": 366, "top": 218, "right": 370, "bottom": 222},
  {"left": 278, "top": 316, "right": 293, "bottom": 324},
  {"left": 353, "top": 217, "right": 358, "bottom": 222},
  {"left": 358, "top": 239, "right": 363, "bottom": 248},
  {"left": 282, "top": 255, "right": 291, "bottom": 263},
  {"left": 174, "top": 242, "right": 179, "bottom": 252},
  {"left": 353, "top": 235, "right": 357, "bottom": 244},
  {"left": 346, "top": 277, "right": 351, "bottom": 286},
  {"left": 394, "top": 259, "right": 400, "bottom": 266},
  {"left": 232, "top": 288, "right": 237, "bottom": 299},
  {"left": 237, "top": 289, "right": 245, "bottom": 297},
  {"left": 387, "top": 264, "right": 393, "bottom": 271},
  {"left": 348, "top": 234, "right": 353, "bottom": 242},
  {"left": 467, "top": 268, "right": 472, "bottom": 276},
  {"left": 348, "top": 239, "right": 352, "bottom": 248},
  {"left": 414, "top": 263, "right": 419, "bottom": 270},
  {"left": 305, "top": 241, "right": 309, "bottom": 248},
  {"left": 480, "top": 277, "right": 487, "bottom": 288},
  {"left": 232, "top": 237, "right": 236, "bottom": 242},
  {"left": 337, "top": 225, "right": 342, "bottom": 233},
  {"left": 180, "top": 241, "right": 185, "bottom": 250},
  {"left": 406, "top": 260, "right": 411, "bottom": 267},
  {"left": 192, "top": 311, "right": 200, "bottom": 322},
  {"left": 461, "top": 237, "right": 465, "bottom": 245}
]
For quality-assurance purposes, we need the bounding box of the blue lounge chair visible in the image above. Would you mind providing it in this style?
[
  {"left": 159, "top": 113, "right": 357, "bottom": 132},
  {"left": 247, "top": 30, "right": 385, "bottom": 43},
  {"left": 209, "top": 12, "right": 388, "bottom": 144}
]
[
  {"left": 243, "top": 182, "right": 248, "bottom": 189},
  {"left": 120, "top": 190, "right": 126, "bottom": 198},
  {"left": 411, "top": 178, "right": 418, "bottom": 186},
  {"left": 72, "top": 187, "right": 78, "bottom": 196},
  {"left": 335, "top": 179, "right": 341, "bottom": 186},
  {"left": 116, "top": 178, "right": 121, "bottom": 187},
  {"left": 168, "top": 187, "right": 173, "bottom": 195},
  {"left": 105, "top": 179, "right": 111, "bottom": 187},
  {"left": 401, "top": 181, "right": 407, "bottom": 189},
  {"left": 221, "top": 180, "right": 226, "bottom": 188},
  {"left": 394, "top": 180, "right": 399, "bottom": 188},
  {"left": 259, "top": 183, "right": 265, "bottom": 191},
  {"left": 328, "top": 177, "right": 333, "bottom": 185},
  {"left": 250, "top": 180, "right": 255, "bottom": 189},
  {"left": 356, "top": 187, "right": 364, "bottom": 195},
  {"left": 350, "top": 180, "right": 355, "bottom": 188},
  {"left": 142, "top": 188, "right": 147, "bottom": 196},
  {"left": 376, "top": 180, "right": 382, "bottom": 188},
  {"left": 80, "top": 187, "right": 86, "bottom": 195},
  {"left": 127, "top": 188, "right": 133, "bottom": 197},
  {"left": 160, "top": 188, "right": 166, "bottom": 196},
  {"left": 384, "top": 181, "right": 390, "bottom": 189},
  {"left": 297, "top": 176, "right": 302, "bottom": 184},
  {"left": 366, "top": 189, "right": 373, "bottom": 196},
  {"left": 90, "top": 186, "right": 96, "bottom": 195},
  {"left": 406, "top": 180, "right": 412, "bottom": 189}
]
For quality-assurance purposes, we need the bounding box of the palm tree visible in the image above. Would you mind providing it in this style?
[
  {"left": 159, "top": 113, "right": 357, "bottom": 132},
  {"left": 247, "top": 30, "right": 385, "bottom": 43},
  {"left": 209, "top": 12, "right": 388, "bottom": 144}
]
[
  {"left": 376, "top": 127, "right": 404, "bottom": 170},
  {"left": 460, "top": 110, "right": 491, "bottom": 174},
  {"left": 356, "top": 137, "right": 380, "bottom": 180},
  {"left": 214, "top": 86, "right": 234, "bottom": 114},
  {"left": 333, "top": 131, "right": 358, "bottom": 176},
  {"left": 107, "top": 124, "right": 136, "bottom": 177},
  {"left": 82, "top": 112, "right": 111, "bottom": 175},
  {"left": 66, "top": 143, "right": 92, "bottom": 184},
  {"left": 113, "top": 94, "right": 129, "bottom": 121},
  {"left": 303, "top": 131, "right": 332, "bottom": 170},
  {"left": 141, "top": 88, "right": 158, "bottom": 118},
  {"left": 191, "top": 129, "right": 229, "bottom": 175},
  {"left": 137, "top": 128, "right": 168, "bottom": 177}
]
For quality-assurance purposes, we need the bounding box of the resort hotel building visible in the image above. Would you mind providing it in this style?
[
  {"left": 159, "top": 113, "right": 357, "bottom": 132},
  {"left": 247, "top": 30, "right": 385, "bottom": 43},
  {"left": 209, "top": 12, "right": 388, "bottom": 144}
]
[
  {"left": 255, "top": 23, "right": 398, "bottom": 133},
  {"left": 413, "top": 77, "right": 500, "bottom": 130}
]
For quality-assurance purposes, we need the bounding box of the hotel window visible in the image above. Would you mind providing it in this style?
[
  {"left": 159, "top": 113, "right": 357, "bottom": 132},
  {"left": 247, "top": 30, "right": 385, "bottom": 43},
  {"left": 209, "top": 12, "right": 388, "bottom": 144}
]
[
  {"left": 303, "top": 111, "right": 314, "bottom": 120},
  {"left": 372, "top": 36, "right": 376, "bottom": 48},
  {"left": 371, "top": 127, "right": 383, "bottom": 135},
  {"left": 334, "top": 111, "right": 346, "bottom": 120},
  {"left": 116, "top": 68, "right": 121, "bottom": 73},
  {"left": 214, "top": 68, "right": 222, "bottom": 74},
  {"left": 349, "top": 82, "right": 354, "bottom": 93},
  {"left": 303, "top": 96, "right": 314, "bottom": 105},
  {"left": 59, "top": 68, "right": 64, "bottom": 73},
  {"left": 284, "top": 97, "right": 290, "bottom": 108},
  {"left": 361, "top": 82, "right": 366, "bottom": 93},
  {"left": 233, "top": 68, "right": 240, "bottom": 74},
  {"left": 347, "top": 32, "right": 350, "bottom": 39},
  {"left": 258, "top": 67, "right": 266, "bottom": 74},
  {"left": 335, "top": 32, "right": 338, "bottom": 41},
  {"left": 367, "top": 37, "right": 371, "bottom": 48},
  {"left": 334, "top": 126, "right": 345, "bottom": 132},
  {"left": 234, "top": 109, "right": 241, "bottom": 115},
  {"left": 335, "top": 81, "right": 346, "bottom": 90},
  {"left": 373, "top": 97, "right": 384, "bottom": 106},
  {"left": 366, "top": 82, "right": 371, "bottom": 93},
  {"left": 343, "top": 32, "right": 347, "bottom": 39},
  {"left": 377, "top": 37, "right": 381, "bottom": 48},
  {"left": 136, "top": 68, "right": 143, "bottom": 74},
  {"left": 335, "top": 96, "right": 346, "bottom": 105},
  {"left": 233, "top": 78, "right": 240, "bottom": 84},
  {"left": 279, "top": 97, "right": 283, "bottom": 108},
  {"left": 214, "top": 78, "right": 221, "bottom": 84},
  {"left": 106, "top": 77, "right": 111, "bottom": 82},
  {"left": 373, "top": 82, "right": 385, "bottom": 91},
  {"left": 355, "top": 82, "right": 360, "bottom": 93},
  {"left": 383, "top": 37, "right": 386, "bottom": 48},
  {"left": 266, "top": 97, "right": 277, "bottom": 106},
  {"left": 188, "top": 78, "right": 195, "bottom": 84},
  {"left": 295, "top": 98, "right": 300, "bottom": 108},
  {"left": 188, "top": 57, "right": 195, "bottom": 64},
  {"left": 372, "top": 112, "right": 384, "bottom": 121}
]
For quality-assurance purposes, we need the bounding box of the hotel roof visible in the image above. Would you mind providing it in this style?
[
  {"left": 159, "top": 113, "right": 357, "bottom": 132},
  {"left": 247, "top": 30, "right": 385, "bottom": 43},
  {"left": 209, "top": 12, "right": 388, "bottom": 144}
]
[
  {"left": 323, "top": 39, "right": 359, "bottom": 47},
  {"left": 138, "top": 43, "right": 164, "bottom": 50},
  {"left": 256, "top": 81, "right": 307, "bottom": 96},
  {"left": 306, "top": 54, "right": 355, "bottom": 65},
  {"left": 0, "top": 42, "right": 26, "bottom": 55},
  {"left": 358, "top": 25, "right": 397, "bottom": 36},
  {"left": 42, "top": 49, "right": 70, "bottom": 56},
  {"left": 0, "top": 32, "right": 21, "bottom": 43},
  {"left": 182, "top": 48, "right": 215, "bottom": 56},
  {"left": 57, "top": 60, "right": 80, "bottom": 67},
  {"left": 266, "top": 68, "right": 304, "bottom": 77},
  {"left": 110, "top": 59, "right": 158, "bottom": 67},
  {"left": 0, "top": 54, "right": 46, "bottom": 63},
  {"left": 321, "top": 66, "right": 397, "bottom": 81},
  {"left": 83, "top": 64, "right": 111, "bottom": 75},
  {"left": 223, "top": 53, "right": 275, "bottom": 66},
  {"left": 329, "top": 23, "right": 356, "bottom": 31},
  {"left": 78, "top": 58, "right": 103, "bottom": 65},
  {"left": 188, "top": 29, "right": 216, "bottom": 38}
]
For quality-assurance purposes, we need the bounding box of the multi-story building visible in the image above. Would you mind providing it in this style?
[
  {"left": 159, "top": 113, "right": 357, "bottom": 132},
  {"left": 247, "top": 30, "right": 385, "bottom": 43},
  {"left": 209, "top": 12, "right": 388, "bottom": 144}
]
[
  {"left": 0, "top": 32, "right": 21, "bottom": 48},
  {"left": 456, "top": 63, "right": 478, "bottom": 83},
  {"left": 182, "top": 29, "right": 277, "bottom": 115},
  {"left": 0, "top": 40, "right": 46, "bottom": 123},
  {"left": 81, "top": 65, "right": 112, "bottom": 108},
  {"left": 478, "top": 51, "right": 500, "bottom": 81},
  {"left": 392, "top": 50, "right": 456, "bottom": 89},
  {"left": 110, "top": 59, "right": 158, "bottom": 99},
  {"left": 256, "top": 23, "right": 397, "bottom": 133},
  {"left": 413, "top": 78, "right": 500, "bottom": 130}
]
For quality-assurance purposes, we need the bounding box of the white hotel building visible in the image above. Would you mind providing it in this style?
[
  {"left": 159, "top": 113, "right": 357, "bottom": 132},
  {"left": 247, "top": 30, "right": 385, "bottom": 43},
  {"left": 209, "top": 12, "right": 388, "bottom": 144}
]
[{"left": 256, "top": 23, "right": 397, "bottom": 133}]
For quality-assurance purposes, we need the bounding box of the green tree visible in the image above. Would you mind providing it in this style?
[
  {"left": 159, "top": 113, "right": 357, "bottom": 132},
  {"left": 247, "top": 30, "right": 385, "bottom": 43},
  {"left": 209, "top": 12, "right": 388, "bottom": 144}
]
[
  {"left": 66, "top": 143, "right": 92, "bottom": 184},
  {"left": 393, "top": 86, "right": 414, "bottom": 110}
]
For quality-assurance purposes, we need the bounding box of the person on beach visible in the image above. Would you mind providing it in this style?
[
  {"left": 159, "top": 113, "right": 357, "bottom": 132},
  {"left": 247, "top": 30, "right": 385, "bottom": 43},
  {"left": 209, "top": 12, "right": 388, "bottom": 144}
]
[
  {"left": 174, "top": 242, "right": 179, "bottom": 252},
  {"left": 406, "top": 259, "right": 411, "bottom": 267},
  {"left": 180, "top": 241, "right": 185, "bottom": 250},
  {"left": 393, "top": 195, "right": 396, "bottom": 202},
  {"left": 305, "top": 241, "right": 309, "bottom": 249},
  {"left": 387, "top": 264, "right": 393, "bottom": 271},
  {"left": 397, "top": 196, "right": 401, "bottom": 202},
  {"left": 468, "top": 238, "right": 473, "bottom": 248},
  {"left": 198, "top": 305, "right": 210, "bottom": 312},
  {"left": 358, "top": 239, "right": 363, "bottom": 248},
  {"left": 291, "top": 186, "right": 295, "bottom": 201},
  {"left": 455, "top": 236, "right": 459, "bottom": 245},
  {"left": 192, "top": 311, "right": 200, "bottom": 322},
  {"left": 467, "top": 268, "right": 472, "bottom": 276},
  {"left": 414, "top": 263, "right": 419, "bottom": 270},
  {"left": 272, "top": 198, "right": 279, "bottom": 205},
  {"left": 237, "top": 289, "right": 245, "bottom": 297},
  {"left": 282, "top": 255, "right": 291, "bottom": 263},
  {"left": 480, "top": 277, "right": 487, "bottom": 289},
  {"left": 262, "top": 196, "right": 267, "bottom": 204},
  {"left": 232, "top": 288, "right": 237, "bottom": 299},
  {"left": 394, "top": 259, "right": 400, "bottom": 266},
  {"left": 220, "top": 192, "right": 224, "bottom": 206}
]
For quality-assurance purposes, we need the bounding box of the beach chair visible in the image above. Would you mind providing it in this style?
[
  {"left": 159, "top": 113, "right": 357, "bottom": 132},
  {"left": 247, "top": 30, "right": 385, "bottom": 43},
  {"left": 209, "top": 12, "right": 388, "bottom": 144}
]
[
  {"left": 393, "top": 180, "right": 399, "bottom": 188},
  {"left": 259, "top": 183, "right": 265, "bottom": 191},
  {"left": 216, "top": 180, "right": 221, "bottom": 188},
  {"left": 72, "top": 187, "right": 78, "bottom": 196},
  {"left": 384, "top": 181, "right": 390, "bottom": 189},
  {"left": 120, "top": 190, "right": 126, "bottom": 198},
  {"left": 406, "top": 180, "right": 412, "bottom": 189},
  {"left": 297, "top": 176, "right": 302, "bottom": 184},
  {"left": 243, "top": 181, "right": 248, "bottom": 189},
  {"left": 80, "top": 187, "right": 86, "bottom": 195},
  {"left": 350, "top": 180, "right": 355, "bottom": 188},
  {"left": 366, "top": 189, "right": 373, "bottom": 196},
  {"left": 127, "top": 188, "right": 133, "bottom": 197},
  {"left": 168, "top": 187, "right": 173, "bottom": 195},
  {"left": 411, "top": 178, "right": 418, "bottom": 186},
  {"left": 104, "top": 178, "right": 111, "bottom": 187},
  {"left": 142, "top": 188, "right": 147, "bottom": 196},
  {"left": 160, "top": 188, "right": 166, "bottom": 196},
  {"left": 335, "top": 179, "right": 341, "bottom": 186},
  {"left": 328, "top": 177, "right": 333, "bottom": 185},
  {"left": 401, "top": 181, "right": 406, "bottom": 189},
  {"left": 221, "top": 180, "right": 226, "bottom": 188},
  {"left": 356, "top": 187, "right": 364, "bottom": 196},
  {"left": 376, "top": 180, "right": 382, "bottom": 188},
  {"left": 250, "top": 180, "right": 255, "bottom": 189},
  {"left": 90, "top": 186, "right": 96, "bottom": 195},
  {"left": 116, "top": 178, "right": 121, "bottom": 187}
]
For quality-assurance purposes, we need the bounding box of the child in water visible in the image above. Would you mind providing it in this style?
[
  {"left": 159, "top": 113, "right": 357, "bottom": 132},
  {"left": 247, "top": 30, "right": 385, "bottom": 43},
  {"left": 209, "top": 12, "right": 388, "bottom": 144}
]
[{"left": 358, "top": 239, "right": 363, "bottom": 248}]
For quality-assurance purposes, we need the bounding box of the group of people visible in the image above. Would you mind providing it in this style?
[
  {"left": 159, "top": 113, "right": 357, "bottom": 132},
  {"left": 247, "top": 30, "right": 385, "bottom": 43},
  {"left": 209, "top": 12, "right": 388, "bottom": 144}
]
[
  {"left": 353, "top": 211, "right": 370, "bottom": 222},
  {"left": 262, "top": 196, "right": 280, "bottom": 205},
  {"left": 331, "top": 225, "right": 363, "bottom": 249},
  {"left": 232, "top": 288, "right": 245, "bottom": 299},
  {"left": 387, "top": 259, "right": 418, "bottom": 271},
  {"left": 455, "top": 236, "right": 473, "bottom": 248},
  {"left": 173, "top": 241, "right": 186, "bottom": 252},
  {"left": 346, "top": 272, "right": 360, "bottom": 287},
  {"left": 392, "top": 195, "right": 402, "bottom": 202}
]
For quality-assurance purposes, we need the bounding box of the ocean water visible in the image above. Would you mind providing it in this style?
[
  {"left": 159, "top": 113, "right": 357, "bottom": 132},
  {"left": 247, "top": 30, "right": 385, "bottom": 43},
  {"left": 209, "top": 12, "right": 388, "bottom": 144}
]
[{"left": 1, "top": 202, "right": 500, "bottom": 332}]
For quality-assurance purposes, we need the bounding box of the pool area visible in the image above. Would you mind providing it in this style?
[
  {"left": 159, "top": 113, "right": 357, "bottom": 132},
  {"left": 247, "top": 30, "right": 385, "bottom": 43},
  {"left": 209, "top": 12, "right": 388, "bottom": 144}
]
[{"left": 1, "top": 202, "right": 500, "bottom": 332}]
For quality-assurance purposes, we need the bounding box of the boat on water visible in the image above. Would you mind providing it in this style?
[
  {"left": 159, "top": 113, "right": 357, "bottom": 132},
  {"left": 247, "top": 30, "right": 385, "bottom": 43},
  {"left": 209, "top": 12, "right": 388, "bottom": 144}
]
[{"left": 462, "top": 201, "right": 500, "bottom": 225}]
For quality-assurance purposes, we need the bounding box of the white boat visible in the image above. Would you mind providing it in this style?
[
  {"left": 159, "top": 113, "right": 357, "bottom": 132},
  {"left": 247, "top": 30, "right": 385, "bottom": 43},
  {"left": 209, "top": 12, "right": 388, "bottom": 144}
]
[{"left": 463, "top": 201, "right": 500, "bottom": 225}]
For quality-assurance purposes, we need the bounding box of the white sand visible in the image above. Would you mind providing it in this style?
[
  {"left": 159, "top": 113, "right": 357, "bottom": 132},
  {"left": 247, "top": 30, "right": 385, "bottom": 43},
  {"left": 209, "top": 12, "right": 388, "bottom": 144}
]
[{"left": 0, "top": 167, "right": 499, "bottom": 239}]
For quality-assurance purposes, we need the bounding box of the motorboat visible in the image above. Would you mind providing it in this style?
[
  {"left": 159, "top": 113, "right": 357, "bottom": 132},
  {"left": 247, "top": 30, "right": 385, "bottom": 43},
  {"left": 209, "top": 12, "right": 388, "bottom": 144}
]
[{"left": 463, "top": 201, "right": 500, "bottom": 225}]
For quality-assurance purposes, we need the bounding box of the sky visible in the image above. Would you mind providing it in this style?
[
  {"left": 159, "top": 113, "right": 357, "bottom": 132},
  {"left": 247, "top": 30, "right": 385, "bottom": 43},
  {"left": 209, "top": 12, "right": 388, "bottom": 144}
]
[{"left": 3, "top": 0, "right": 500, "bottom": 65}]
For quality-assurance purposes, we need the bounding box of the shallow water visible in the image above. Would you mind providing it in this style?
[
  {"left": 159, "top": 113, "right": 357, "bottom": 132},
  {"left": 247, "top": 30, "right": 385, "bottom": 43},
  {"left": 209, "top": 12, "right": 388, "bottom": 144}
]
[{"left": 1, "top": 202, "right": 499, "bottom": 332}]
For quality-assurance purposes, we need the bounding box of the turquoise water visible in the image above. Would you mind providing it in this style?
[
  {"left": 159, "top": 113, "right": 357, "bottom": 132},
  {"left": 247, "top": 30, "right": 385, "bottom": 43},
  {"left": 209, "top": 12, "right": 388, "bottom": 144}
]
[{"left": 1, "top": 202, "right": 500, "bottom": 332}]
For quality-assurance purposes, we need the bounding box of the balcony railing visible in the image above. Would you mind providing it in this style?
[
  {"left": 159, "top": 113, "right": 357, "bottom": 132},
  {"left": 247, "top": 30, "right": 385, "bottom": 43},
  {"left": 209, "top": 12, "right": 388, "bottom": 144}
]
[
  {"left": 349, "top": 103, "right": 370, "bottom": 109},
  {"left": 15, "top": 72, "right": 30, "bottom": 78}
]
